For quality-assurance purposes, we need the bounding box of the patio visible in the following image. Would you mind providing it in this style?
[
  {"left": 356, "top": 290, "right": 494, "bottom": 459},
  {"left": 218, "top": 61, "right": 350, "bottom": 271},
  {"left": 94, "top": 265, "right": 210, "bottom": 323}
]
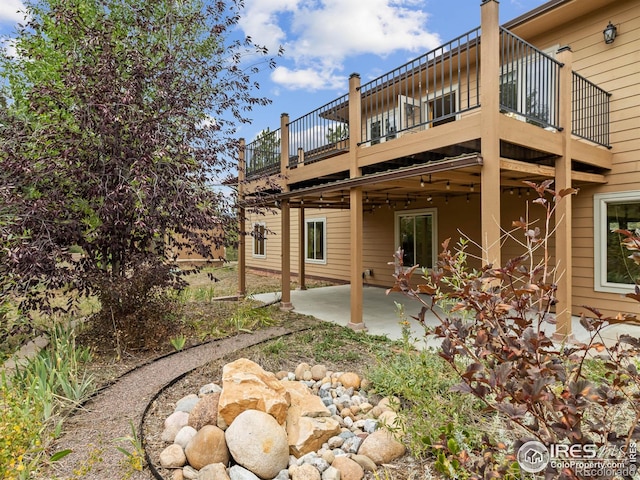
[{"left": 252, "top": 284, "right": 640, "bottom": 349}]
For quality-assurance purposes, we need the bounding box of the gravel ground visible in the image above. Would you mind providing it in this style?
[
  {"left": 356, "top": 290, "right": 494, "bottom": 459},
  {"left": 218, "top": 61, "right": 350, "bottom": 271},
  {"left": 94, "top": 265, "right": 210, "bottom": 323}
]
[{"left": 44, "top": 325, "right": 298, "bottom": 480}]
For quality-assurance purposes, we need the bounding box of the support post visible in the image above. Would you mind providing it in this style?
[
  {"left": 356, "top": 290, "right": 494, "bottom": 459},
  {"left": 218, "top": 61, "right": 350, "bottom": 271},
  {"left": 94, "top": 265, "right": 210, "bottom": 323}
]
[
  {"left": 554, "top": 46, "right": 574, "bottom": 338},
  {"left": 348, "top": 187, "right": 365, "bottom": 330},
  {"left": 480, "top": 0, "right": 502, "bottom": 267},
  {"left": 280, "top": 199, "right": 293, "bottom": 310},
  {"left": 298, "top": 207, "right": 306, "bottom": 290},
  {"left": 347, "top": 73, "right": 366, "bottom": 331},
  {"left": 237, "top": 138, "right": 246, "bottom": 297}
]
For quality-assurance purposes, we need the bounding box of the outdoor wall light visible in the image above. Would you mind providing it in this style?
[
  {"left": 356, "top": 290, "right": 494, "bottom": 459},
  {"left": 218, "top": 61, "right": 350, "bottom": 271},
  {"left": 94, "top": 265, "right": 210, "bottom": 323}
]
[{"left": 603, "top": 21, "right": 617, "bottom": 44}]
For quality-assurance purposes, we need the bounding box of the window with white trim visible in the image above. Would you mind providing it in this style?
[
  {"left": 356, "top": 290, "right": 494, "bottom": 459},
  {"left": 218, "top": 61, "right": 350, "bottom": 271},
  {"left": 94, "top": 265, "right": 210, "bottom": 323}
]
[
  {"left": 252, "top": 222, "right": 266, "bottom": 258},
  {"left": 594, "top": 191, "right": 640, "bottom": 293},
  {"left": 305, "top": 218, "right": 326, "bottom": 264},
  {"left": 395, "top": 208, "right": 438, "bottom": 269}
]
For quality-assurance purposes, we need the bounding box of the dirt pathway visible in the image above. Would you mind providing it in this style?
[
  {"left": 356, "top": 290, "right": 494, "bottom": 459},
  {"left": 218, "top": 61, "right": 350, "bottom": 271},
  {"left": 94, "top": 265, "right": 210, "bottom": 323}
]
[{"left": 47, "top": 326, "right": 295, "bottom": 480}]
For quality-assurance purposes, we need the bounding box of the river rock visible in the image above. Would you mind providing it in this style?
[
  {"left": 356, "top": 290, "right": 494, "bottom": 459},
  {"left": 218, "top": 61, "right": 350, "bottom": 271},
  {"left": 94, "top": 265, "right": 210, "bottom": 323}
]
[
  {"left": 291, "top": 463, "right": 321, "bottom": 480},
  {"left": 332, "top": 456, "right": 364, "bottom": 480},
  {"left": 159, "top": 444, "right": 186, "bottom": 468},
  {"left": 184, "top": 425, "right": 229, "bottom": 470},
  {"left": 358, "top": 429, "right": 406, "bottom": 464},
  {"left": 199, "top": 463, "right": 230, "bottom": 480},
  {"left": 174, "top": 425, "right": 197, "bottom": 450},
  {"left": 225, "top": 409, "right": 289, "bottom": 479}
]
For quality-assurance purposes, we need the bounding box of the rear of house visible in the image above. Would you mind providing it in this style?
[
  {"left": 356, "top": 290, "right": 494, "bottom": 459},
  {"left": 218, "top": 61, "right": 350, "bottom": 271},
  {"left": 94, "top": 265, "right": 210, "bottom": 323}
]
[{"left": 239, "top": 0, "right": 640, "bottom": 334}]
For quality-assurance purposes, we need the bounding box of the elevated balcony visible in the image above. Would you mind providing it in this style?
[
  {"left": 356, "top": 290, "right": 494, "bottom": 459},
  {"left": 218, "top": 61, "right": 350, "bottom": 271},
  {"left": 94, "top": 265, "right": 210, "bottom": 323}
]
[{"left": 241, "top": 9, "right": 612, "bottom": 204}]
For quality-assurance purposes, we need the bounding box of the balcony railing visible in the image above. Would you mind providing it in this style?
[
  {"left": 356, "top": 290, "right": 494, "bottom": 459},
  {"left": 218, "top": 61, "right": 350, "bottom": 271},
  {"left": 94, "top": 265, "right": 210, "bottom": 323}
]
[
  {"left": 572, "top": 72, "right": 611, "bottom": 148},
  {"left": 499, "top": 28, "right": 562, "bottom": 130},
  {"left": 247, "top": 26, "right": 611, "bottom": 177},
  {"left": 287, "top": 93, "right": 350, "bottom": 168},
  {"left": 245, "top": 128, "right": 281, "bottom": 179},
  {"left": 360, "top": 27, "right": 481, "bottom": 145}
]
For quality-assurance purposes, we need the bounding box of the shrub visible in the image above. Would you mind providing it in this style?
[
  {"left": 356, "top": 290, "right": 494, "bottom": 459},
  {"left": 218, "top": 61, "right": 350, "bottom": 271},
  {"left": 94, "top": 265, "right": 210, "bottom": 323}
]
[{"left": 389, "top": 181, "right": 640, "bottom": 479}]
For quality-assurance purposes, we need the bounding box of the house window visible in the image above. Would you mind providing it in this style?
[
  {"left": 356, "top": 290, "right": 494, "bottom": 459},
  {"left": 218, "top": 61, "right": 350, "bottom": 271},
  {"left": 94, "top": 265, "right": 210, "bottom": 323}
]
[
  {"left": 594, "top": 192, "right": 640, "bottom": 293},
  {"left": 305, "top": 218, "right": 326, "bottom": 264},
  {"left": 426, "top": 90, "right": 457, "bottom": 127},
  {"left": 252, "top": 223, "right": 266, "bottom": 258},
  {"left": 395, "top": 209, "right": 438, "bottom": 269},
  {"left": 368, "top": 110, "right": 397, "bottom": 145}
]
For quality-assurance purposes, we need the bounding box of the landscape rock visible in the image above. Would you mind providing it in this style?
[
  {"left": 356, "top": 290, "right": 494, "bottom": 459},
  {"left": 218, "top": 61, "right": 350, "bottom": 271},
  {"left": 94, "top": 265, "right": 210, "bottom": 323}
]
[
  {"left": 350, "top": 454, "right": 377, "bottom": 472},
  {"left": 188, "top": 392, "right": 221, "bottom": 430},
  {"left": 199, "top": 383, "right": 222, "bottom": 396},
  {"left": 182, "top": 465, "right": 198, "bottom": 479},
  {"left": 287, "top": 414, "right": 341, "bottom": 457},
  {"left": 225, "top": 409, "right": 289, "bottom": 479},
  {"left": 294, "top": 363, "right": 311, "bottom": 380},
  {"left": 337, "top": 372, "right": 361, "bottom": 390},
  {"left": 291, "top": 463, "right": 321, "bottom": 480},
  {"left": 199, "top": 463, "right": 230, "bottom": 480},
  {"left": 175, "top": 394, "right": 200, "bottom": 413},
  {"left": 163, "top": 411, "right": 190, "bottom": 442},
  {"left": 159, "top": 444, "right": 187, "bottom": 468},
  {"left": 321, "top": 466, "right": 340, "bottom": 480},
  {"left": 184, "top": 425, "right": 229, "bottom": 470},
  {"left": 310, "top": 365, "right": 327, "bottom": 381},
  {"left": 218, "top": 358, "right": 290, "bottom": 429},
  {"left": 174, "top": 425, "right": 197, "bottom": 450},
  {"left": 172, "top": 469, "right": 184, "bottom": 480},
  {"left": 358, "top": 429, "right": 406, "bottom": 465},
  {"left": 332, "top": 456, "right": 364, "bottom": 480},
  {"left": 228, "top": 465, "right": 261, "bottom": 480}
]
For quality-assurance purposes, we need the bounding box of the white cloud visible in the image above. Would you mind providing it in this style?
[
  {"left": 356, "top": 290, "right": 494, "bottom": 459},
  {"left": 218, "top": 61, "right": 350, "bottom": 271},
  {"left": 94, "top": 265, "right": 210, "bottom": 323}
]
[
  {"left": 271, "top": 65, "right": 345, "bottom": 91},
  {"left": 0, "top": 0, "right": 26, "bottom": 24},
  {"left": 241, "top": 0, "right": 441, "bottom": 91}
]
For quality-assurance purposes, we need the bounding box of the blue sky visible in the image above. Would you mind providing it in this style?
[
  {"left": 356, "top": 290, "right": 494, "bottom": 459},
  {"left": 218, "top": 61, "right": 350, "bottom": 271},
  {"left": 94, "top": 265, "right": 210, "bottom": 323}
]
[{"left": 0, "top": 0, "right": 549, "bottom": 143}]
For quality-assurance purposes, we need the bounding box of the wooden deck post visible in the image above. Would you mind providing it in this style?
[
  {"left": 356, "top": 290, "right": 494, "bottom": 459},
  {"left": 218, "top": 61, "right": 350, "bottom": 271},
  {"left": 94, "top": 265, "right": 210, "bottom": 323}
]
[
  {"left": 237, "top": 138, "right": 246, "bottom": 297},
  {"left": 280, "top": 113, "right": 294, "bottom": 310},
  {"left": 298, "top": 207, "right": 306, "bottom": 290},
  {"left": 280, "top": 198, "right": 293, "bottom": 310},
  {"left": 347, "top": 73, "right": 366, "bottom": 330},
  {"left": 480, "top": 0, "right": 502, "bottom": 267},
  {"left": 554, "top": 46, "right": 574, "bottom": 337}
]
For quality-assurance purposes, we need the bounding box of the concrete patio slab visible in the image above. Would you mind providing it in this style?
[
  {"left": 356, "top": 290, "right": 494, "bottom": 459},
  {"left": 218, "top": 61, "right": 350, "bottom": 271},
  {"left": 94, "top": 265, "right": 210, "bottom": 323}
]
[{"left": 251, "top": 284, "right": 640, "bottom": 350}]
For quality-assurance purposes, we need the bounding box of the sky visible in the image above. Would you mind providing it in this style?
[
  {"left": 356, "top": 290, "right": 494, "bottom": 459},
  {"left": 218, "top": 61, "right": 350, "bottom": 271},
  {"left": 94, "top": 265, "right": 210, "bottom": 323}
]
[{"left": 0, "top": 0, "right": 549, "bottom": 143}]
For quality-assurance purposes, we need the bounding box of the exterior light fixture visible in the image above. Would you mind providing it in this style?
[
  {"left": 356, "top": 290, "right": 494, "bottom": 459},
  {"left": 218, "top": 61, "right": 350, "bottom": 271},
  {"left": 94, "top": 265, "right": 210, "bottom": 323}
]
[
  {"left": 469, "top": 184, "right": 475, "bottom": 192},
  {"left": 446, "top": 181, "right": 451, "bottom": 190},
  {"left": 427, "top": 195, "right": 433, "bottom": 202},
  {"left": 510, "top": 188, "right": 514, "bottom": 195},
  {"left": 603, "top": 21, "right": 617, "bottom": 44},
  {"left": 420, "top": 176, "right": 425, "bottom": 187},
  {"left": 466, "top": 194, "right": 470, "bottom": 203}
]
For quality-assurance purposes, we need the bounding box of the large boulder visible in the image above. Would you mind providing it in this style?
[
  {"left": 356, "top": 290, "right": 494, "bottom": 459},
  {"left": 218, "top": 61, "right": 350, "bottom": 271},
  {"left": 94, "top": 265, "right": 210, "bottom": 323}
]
[
  {"left": 358, "top": 429, "right": 406, "bottom": 465},
  {"left": 283, "top": 381, "right": 341, "bottom": 457},
  {"left": 184, "top": 425, "right": 229, "bottom": 470},
  {"left": 225, "top": 409, "right": 289, "bottom": 479},
  {"left": 218, "top": 358, "right": 290, "bottom": 429}
]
